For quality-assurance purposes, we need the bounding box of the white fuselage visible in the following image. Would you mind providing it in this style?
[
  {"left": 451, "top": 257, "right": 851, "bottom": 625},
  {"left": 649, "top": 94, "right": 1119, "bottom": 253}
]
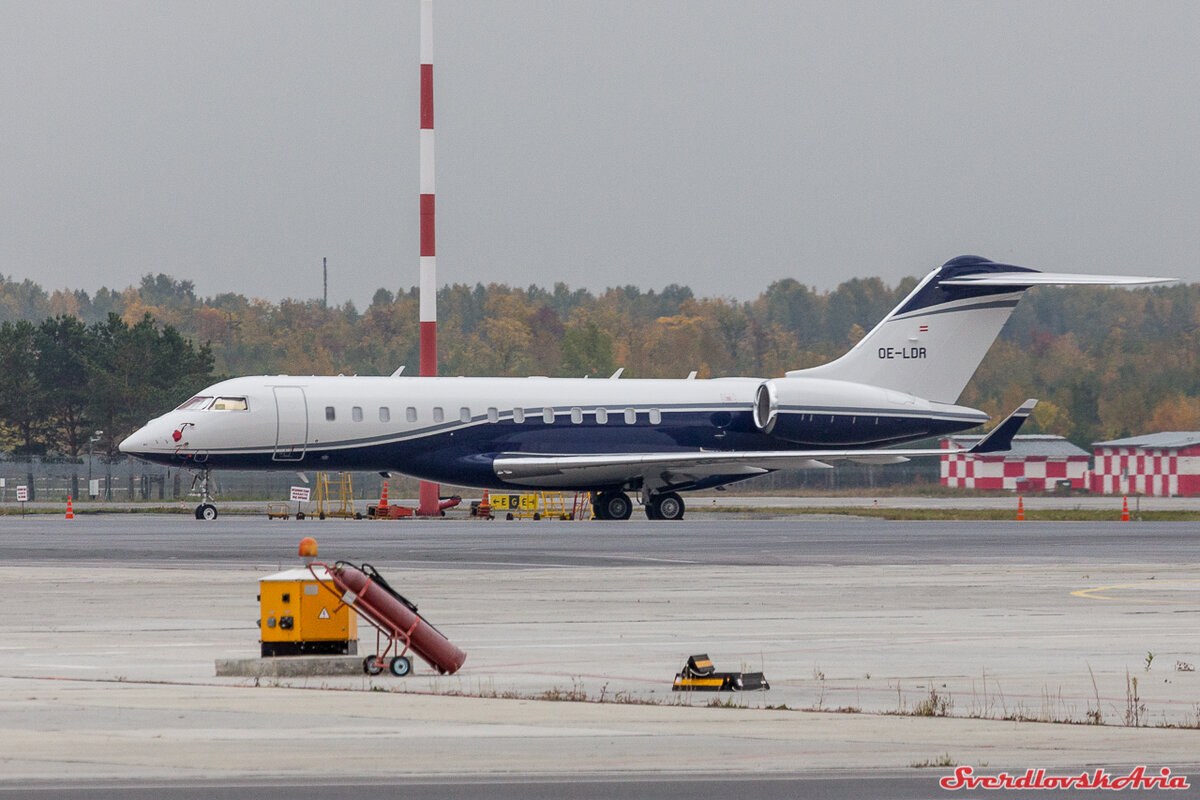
[{"left": 119, "top": 373, "right": 985, "bottom": 491}]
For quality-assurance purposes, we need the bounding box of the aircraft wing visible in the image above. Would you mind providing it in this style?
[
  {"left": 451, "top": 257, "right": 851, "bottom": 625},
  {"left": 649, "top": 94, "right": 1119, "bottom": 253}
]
[{"left": 493, "top": 401, "right": 1037, "bottom": 488}]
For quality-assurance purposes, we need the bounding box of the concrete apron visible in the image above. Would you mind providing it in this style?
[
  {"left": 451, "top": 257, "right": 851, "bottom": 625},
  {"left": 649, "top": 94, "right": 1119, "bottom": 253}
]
[{"left": 1, "top": 563, "right": 1197, "bottom": 781}]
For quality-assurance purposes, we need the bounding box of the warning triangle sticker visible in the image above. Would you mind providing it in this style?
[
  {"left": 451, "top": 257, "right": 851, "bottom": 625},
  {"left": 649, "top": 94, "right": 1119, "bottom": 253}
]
[{"left": 318, "top": 608, "right": 330, "bottom": 619}]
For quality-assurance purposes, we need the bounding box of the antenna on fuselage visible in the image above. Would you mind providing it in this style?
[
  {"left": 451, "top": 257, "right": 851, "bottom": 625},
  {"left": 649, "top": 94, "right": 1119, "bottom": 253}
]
[
  {"left": 391, "top": 366, "right": 406, "bottom": 377},
  {"left": 609, "top": 368, "right": 624, "bottom": 379}
]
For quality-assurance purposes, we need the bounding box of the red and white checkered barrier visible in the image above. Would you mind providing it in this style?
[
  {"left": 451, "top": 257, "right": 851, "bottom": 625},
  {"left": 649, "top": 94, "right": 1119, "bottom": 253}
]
[
  {"left": 941, "top": 437, "right": 1089, "bottom": 491},
  {"left": 1090, "top": 445, "right": 1200, "bottom": 496}
]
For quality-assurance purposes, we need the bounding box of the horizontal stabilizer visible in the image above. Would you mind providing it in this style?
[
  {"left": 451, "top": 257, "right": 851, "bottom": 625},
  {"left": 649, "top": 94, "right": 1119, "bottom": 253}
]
[
  {"left": 968, "top": 399, "right": 1037, "bottom": 454},
  {"left": 941, "top": 272, "right": 1175, "bottom": 287}
]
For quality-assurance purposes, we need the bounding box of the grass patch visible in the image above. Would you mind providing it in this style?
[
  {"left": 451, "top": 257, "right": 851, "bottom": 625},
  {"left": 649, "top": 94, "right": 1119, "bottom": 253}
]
[{"left": 706, "top": 506, "right": 1200, "bottom": 522}]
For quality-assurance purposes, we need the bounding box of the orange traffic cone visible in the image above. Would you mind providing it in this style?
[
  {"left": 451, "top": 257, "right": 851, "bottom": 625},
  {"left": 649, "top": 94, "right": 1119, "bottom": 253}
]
[
  {"left": 1121, "top": 496, "right": 1130, "bottom": 522},
  {"left": 65, "top": 495, "right": 74, "bottom": 520},
  {"left": 379, "top": 481, "right": 389, "bottom": 510},
  {"left": 479, "top": 490, "right": 491, "bottom": 518},
  {"left": 1016, "top": 496, "right": 1025, "bottom": 521}
]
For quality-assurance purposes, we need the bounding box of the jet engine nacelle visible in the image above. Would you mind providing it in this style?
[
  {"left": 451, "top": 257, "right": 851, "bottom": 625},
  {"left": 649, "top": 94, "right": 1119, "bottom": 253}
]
[{"left": 752, "top": 377, "right": 980, "bottom": 445}]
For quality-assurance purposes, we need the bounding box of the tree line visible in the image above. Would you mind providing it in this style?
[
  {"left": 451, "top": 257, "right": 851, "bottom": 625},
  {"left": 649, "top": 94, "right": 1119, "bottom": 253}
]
[
  {"left": 0, "top": 312, "right": 213, "bottom": 457},
  {"left": 0, "top": 270, "right": 1197, "bottom": 456}
]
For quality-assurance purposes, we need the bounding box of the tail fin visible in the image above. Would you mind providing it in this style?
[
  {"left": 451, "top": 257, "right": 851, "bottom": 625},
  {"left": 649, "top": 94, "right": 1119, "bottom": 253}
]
[{"left": 788, "top": 255, "right": 1171, "bottom": 403}]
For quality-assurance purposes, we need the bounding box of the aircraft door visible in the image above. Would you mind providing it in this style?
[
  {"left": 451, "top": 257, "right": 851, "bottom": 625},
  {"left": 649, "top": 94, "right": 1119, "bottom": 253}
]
[{"left": 273, "top": 386, "right": 308, "bottom": 461}]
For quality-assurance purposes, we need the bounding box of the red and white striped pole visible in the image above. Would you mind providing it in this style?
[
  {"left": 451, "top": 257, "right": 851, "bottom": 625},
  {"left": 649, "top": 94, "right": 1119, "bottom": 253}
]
[{"left": 417, "top": 0, "right": 441, "bottom": 516}]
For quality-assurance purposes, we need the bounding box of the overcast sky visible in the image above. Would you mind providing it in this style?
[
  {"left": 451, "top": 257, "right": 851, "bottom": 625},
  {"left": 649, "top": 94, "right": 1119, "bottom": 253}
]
[{"left": 2, "top": 1, "right": 1198, "bottom": 307}]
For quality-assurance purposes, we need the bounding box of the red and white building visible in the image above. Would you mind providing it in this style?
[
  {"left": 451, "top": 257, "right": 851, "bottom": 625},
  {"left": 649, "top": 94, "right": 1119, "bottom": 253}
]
[
  {"left": 941, "top": 434, "right": 1090, "bottom": 491},
  {"left": 1090, "top": 432, "right": 1200, "bottom": 497}
]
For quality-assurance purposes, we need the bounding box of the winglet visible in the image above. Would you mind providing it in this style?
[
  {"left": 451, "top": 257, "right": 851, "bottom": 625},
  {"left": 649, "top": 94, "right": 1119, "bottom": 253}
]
[{"left": 968, "top": 399, "right": 1038, "bottom": 454}]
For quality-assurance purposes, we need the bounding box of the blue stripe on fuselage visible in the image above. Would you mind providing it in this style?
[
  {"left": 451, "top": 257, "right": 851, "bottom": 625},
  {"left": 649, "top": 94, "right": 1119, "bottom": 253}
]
[{"left": 150, "top": 408, "right": 982, "bottom": 489}]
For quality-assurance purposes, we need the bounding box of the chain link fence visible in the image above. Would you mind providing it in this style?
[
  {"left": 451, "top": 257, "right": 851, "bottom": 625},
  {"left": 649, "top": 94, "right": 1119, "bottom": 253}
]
[
  {"left": 0, "top": 456, "right": 431, "bottom": 504},
  {"left": 0, "top": 454, "right": 939, "bottom": 505}
]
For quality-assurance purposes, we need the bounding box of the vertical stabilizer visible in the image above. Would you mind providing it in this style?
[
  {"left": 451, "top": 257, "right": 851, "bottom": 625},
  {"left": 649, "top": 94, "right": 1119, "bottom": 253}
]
[{"left": 788, "top": 256, "right": 1170, "bottom": 403}]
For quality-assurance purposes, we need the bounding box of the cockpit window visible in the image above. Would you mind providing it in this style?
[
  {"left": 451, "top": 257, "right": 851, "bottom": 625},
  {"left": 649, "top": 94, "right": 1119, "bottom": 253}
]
[
  {"left": 176, "top": 396, "right": 213, "bottom": 411},
  {"left": 212, "top": 397, "right": 249, "bottom": 411}
]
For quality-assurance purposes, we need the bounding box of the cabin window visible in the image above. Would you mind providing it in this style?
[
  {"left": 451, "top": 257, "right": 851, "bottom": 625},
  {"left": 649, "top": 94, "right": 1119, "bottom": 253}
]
[
  {"left": 352, "top": 406, "right": 363, "bottom": 422},
  {"left": 379, "top": 407, "right": 390, "bottom": 423},
  {"left": 433, "top": 407, "right": 444, "bottom": 423},
  {"left": 325, "top": 406, "right": 336, "bottom": 421},
  {"left": 460, "top": 406, "right": 471, "bottom": 423},
  {"left": 176, "top": 396, "right": 212, "bottom": 411},
  {"left": 649, "top": 408, "right": 662, "bottom": 424},
  {"left": 406, "top": 407, "right": 417, "bottom": 423},
  {"left": 570, "top": 407, "right": 583, "bottom": 424},
  {"left": 542, "top": 407, "right": 555, "bottom": 424},
  {"left": 624, "top": 408, "right": 636, "bottom": 425},
  {"left": 513, "top": 408, "right": 525, "bottom": 424},
  {"left": 595, "top": 408, "right": 608, "bottom": 424},
  {"left": 487, "top": 407, "right": 499, "bottom": 423}
]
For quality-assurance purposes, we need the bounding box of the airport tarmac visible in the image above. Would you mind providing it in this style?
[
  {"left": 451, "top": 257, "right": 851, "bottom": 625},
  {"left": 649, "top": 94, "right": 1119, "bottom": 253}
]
[{"left": 1, "top": 514, "right": 1198, "bottom": 797}]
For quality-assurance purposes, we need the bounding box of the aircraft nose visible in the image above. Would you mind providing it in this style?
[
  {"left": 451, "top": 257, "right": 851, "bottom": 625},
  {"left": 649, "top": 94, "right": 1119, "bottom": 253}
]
[
  {"left": 119, "top": 423, "right": 167, "bottom": 454},
  {"left": 118, "top": 429, "right": 143, "bottom": 455}
]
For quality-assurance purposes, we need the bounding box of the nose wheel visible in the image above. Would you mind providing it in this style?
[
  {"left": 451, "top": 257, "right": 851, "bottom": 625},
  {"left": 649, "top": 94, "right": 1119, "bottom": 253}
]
[{"left": 191, "top": 468, "right": 218, "bottom": 521}]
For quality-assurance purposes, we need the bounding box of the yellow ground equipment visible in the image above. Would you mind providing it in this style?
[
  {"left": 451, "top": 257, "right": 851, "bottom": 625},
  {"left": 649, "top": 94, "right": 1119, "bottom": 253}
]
[
  {"left": 259, "top": 567, "right": 358, "bottom": 657},
  {"left": 307, "top": 472, "right": 360, "bottom": 520},
  {"left": 671, "top": 653, "right": 769, "bottom": 692},
  {"left": 489, "top": 491, "right": 589, "bottom": 520},
  {"left": 266, "top": 502, "right": 291, "bottom": 520}
]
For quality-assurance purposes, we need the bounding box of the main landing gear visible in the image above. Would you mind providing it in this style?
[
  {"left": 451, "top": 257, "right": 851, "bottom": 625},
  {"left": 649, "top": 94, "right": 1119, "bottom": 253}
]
[
  {"left": 591, "top": 490, "right": 686, "bottom": 521},
  {"left": 192, "top": 468, "right": 218, "bottom": 521},
  {"left": 645, "top": 491, "right": 685, "bottom": 521},
  {"left": 593, "top": 491, "right": 633, "bottom": 521}
]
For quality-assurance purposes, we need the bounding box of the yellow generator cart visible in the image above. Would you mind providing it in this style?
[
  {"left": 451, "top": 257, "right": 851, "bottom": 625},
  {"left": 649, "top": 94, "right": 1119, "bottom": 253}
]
[{"left": 259, "top": 567, "right": 358, "bottom": 657}]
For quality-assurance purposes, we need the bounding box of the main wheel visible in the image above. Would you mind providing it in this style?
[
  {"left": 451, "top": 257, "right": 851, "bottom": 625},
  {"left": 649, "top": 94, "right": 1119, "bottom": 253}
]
[
  {"left": 656, "top": 492, "right": 685, "bottom": 521},
  {"left": 389, "top": 655, "right": 412, "bottom": 677},
  {"left": 363, "top": 655, "right": 383, "bottom": 675},
  {"left": 599, "top": 492, "right": 632, "bottom": 521},
  {"left": 198, "top": 503, "right": 218, "bottom": 521}
]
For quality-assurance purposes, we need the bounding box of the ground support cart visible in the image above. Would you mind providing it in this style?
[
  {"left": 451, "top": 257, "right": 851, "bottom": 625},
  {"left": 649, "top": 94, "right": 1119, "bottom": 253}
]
[{"left": 308, "top": 560, "right": 466, "bottom": 677}]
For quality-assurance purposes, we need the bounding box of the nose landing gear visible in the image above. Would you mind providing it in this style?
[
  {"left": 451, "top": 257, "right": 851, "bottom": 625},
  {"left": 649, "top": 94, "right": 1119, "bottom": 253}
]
[{"left": 191, "top": 468, "right": 218, "bottom": 521}]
